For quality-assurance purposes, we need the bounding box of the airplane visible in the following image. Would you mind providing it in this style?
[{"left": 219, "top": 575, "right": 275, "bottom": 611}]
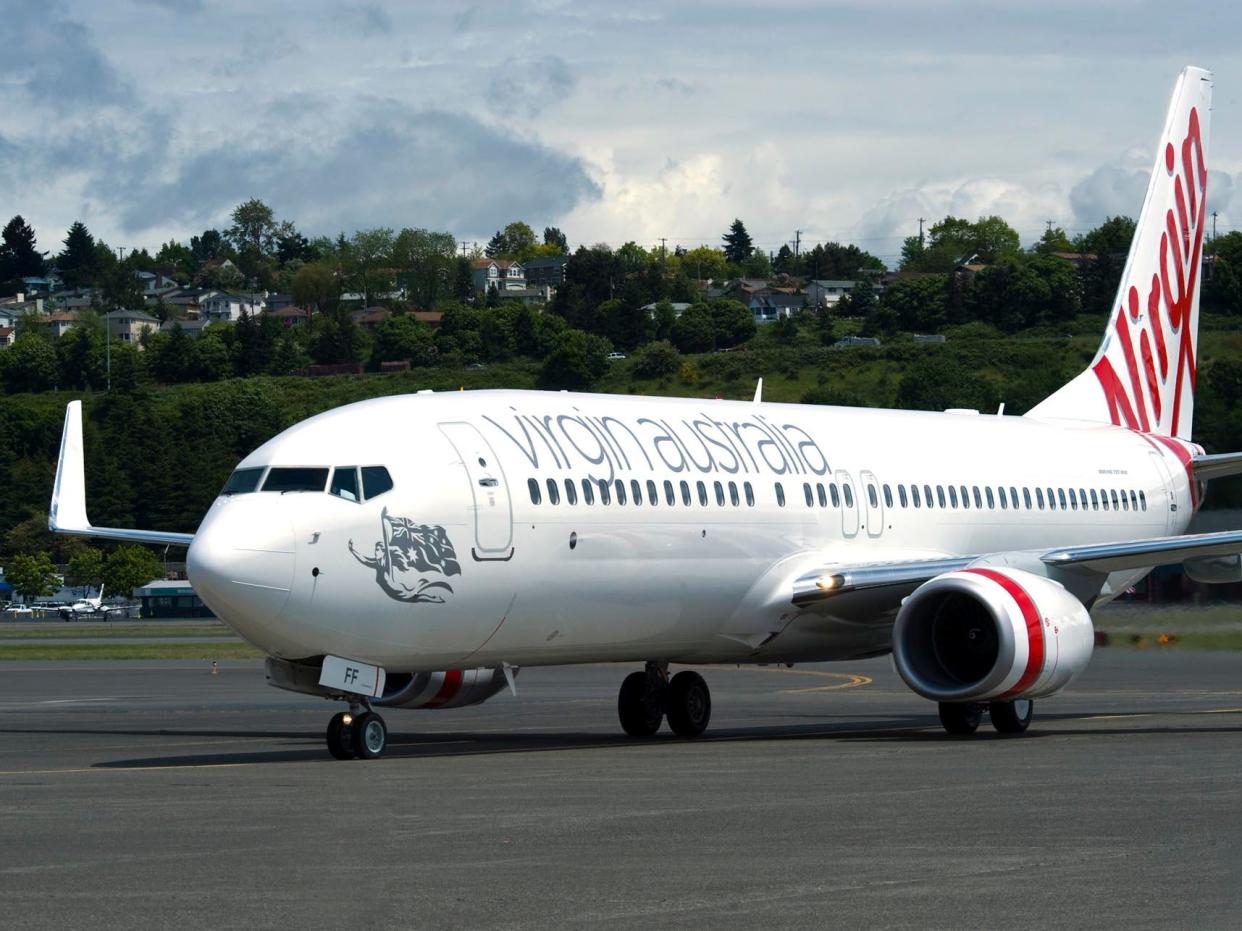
[
  {"left": 48, "top": 66, "right": 1242, "bottom": 760},
  {"left": 58, "top": 586, "right": 106, "bottom": 619}
]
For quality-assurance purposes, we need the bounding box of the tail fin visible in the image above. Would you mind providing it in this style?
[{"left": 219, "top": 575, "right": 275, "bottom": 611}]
[{"left": 1027, "top": 66, "right": 1212, "bottom": 439}]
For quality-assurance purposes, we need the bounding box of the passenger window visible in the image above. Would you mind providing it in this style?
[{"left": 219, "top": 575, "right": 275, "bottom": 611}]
[
  {"left": 598, "top": 479, "right": 611, "bottom": 505},
  {"left": 816, "top": 483, "right": 827, "bottom": 508},
  {"left": 986, "top": 487, "right": 994, "bottom": 509},
  {"left": 631, "top": 480, "right": 642, "bottom": 505},
  {"left": 1045, "top": 488, "right": 1055, "bottom": 510},
  {"left": 582, "top": 479, "right": 595, "bottom": 505},
  {"left": 680, "top": 480, "right": 691, "bottom": 506},
  {"left": 1120, "top": 490, "right": 1129, "bottom": 511},
  {"left": 1057, "top": 488, "right": 1067, "bottom": 510},
  {"left": 958, "top": 485, "right": 969, "bottom": 509},
  {"left": 263, "top": 467, "right": 330, "bottom": 493},
  {"left": 361, "top": 466, "right": 393, "bottom": 499},
  {"left": 1068, "top": 489, "right": 1077, "bottom": 511},
  {"left": 728, "top": 482, "right": 740, "bottom": 507},
  {"left": 645, "top": 480, "right": 657, "bottom": 506},
  {"left": 1140, "top": 490, "right": 1147, "bottom": 511},
  {"left": 883, "top": 485, "right": 893, "bottom": 508},
  {"left": 221, "top": 466, "right": 265, "bottom": 496},
  {"left": 868, "top": 485, "right": 879, "bottom": 508},
  {"left": 1023, "top": 488, "right": 1032, "bottom": 510},
  {"left": 330, "top": 466, "right": 360, "bottom": 502},
  {"left": 974, "top": 486, "right": 983, "bottom": 509},
  {"left": 830, "top": 484, "right": 841, "bottom": 508},
  {"left": 1090, "top": 489, "right": 1099, "bottom": 510},
  {"left": 664, "top": 480, "right": 675, "bottom": 506},
  {"left": 911, "top": 485, "right": 921, "bottom": 508},
  {"left": 1109, "top": 489, "right": 1119, "bottom": 510},
  {"left": 1100, "top": 489, "right": 1109, "bottom": 511},
  {"left": 615, "top": 480, "right": 627, "bottom": 505},
  {"left": 714, "top": 481, "right": 725, "bottom": 506},
  {"left": 546, "top": 478, "right": 560, "bottom": 505},
  {"left": 803, "top": 483, "right": 814, "bottom": 507},
  {"left": 744, "top": 482, "right": 755, "bottom": 507},
  {"left": 528, "top": 478, "right": 541, "bottom": 505},
  {"left": 898, "top": 485, "right": 908, "bottom": 508},
  {"left": 1010, "top": 487, "right": 1019, "bottom": 509},
  {"left": 924, "top": 485, "right": 934, "bottom": 509},
  {"left": 947, "top": 486, "right": 957, "bottom": 508},
  {"left": 843, "top": 485, "right": 854, "bottom": 508},
  {"left": 564, "top": 479, "right": 577, "bottom": 505},
  {"left": 697, "top": 481, "right": 708, "bottom": 506},
  {"left": 775, "top": 483, "right": 786, "bottom": 508},
  {"left": 1079, "top": 488, "right": 1088, "bottom": 510},
  {"left": 1129, "top": 490, "right": 1138, "bottom": 511},
  {"left": 1036, "top": 488, "right": 1045, "bottom": 510}
]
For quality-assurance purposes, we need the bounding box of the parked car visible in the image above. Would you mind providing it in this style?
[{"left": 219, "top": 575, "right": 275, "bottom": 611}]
[
  {"left": 8, "top": 605, "right": 32, "bottom": 617},
  {"left": 607, "top": 352, "right": 626, "bottom": 360}
]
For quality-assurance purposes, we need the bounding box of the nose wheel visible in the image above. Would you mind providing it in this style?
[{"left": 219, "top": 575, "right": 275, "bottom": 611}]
[{"left": 325, "top": 707, "right": 389, "bottom": 760}]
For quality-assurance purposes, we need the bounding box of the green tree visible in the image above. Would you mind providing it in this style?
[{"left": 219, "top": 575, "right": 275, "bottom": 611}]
[
  {"left": 66, "top": 548, "right": 105, "bottom": 595},
  {"left": 485, "top": 221, "right": 538, "bottom": 260},
  {"left": 543, "top": 226, "right": 569, "bottom": 253},
  {"left": 347, "top": 228, "right": 396, "bottom": 306},
  {"left": 102, "top": 545, "right": 163, "bottom": 597},
  {"left": 2, "top": 332, "right": 59, "bottom": 393},
  {"left": 292, "top": 261, "right": 340, "bottom": 314},
  {"left": 371, "top": 314, "right": 436, "bottom": 367},
  {"left": 679, "top": 245, "right": 728, "bottom": 282},
  {"left": 392, "top": 228, "right": 457, "bottom": 307},
  {"left": 632, "top": 340, "right": 682, "bottom": 379},
  {"left": 722, "top": 219, "right": 753, "bottom": 265},
  {"left": 56, "top": 311, "right": 107, "bottom": 389},
  {"left": 4, "top": 552, "right": 60, "bottom": 601},
  {"left": 1032, "top": 226, "right": 1073, "bottom": 256},
  {"left": 58, "top": 221, "right": 99, "bottom": 288},
  {"left": 708, "top": 298, "right": 756, "bottom": 347},
  {"left": 896, "top": 353, "right": 998, "bottom": 411},
  {"left": 670, "top": 303, "right": 716, "bottom": 353},
  {"left": 0, "top": 215, "right": 46, "bottom": 285},
  {"left": 537, "top": 329, "right": 611, "bottom": 390},
  {"left": 1075, "top": 216, "right": 1137, "bottom": 316},
  {"left": 227, "top": 199, "right": 278, "bottom": 255}
]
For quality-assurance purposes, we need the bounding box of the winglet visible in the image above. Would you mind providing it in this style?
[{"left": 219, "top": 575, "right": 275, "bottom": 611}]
[
  {"left": 49, "top": 401, "right": 195, "bottom": 547},
  {"left": 49, "top": 400, "right": 89, "bottom": 535},
  {"left": 753, "top": 378, "right": 763, "bottom": 404}
]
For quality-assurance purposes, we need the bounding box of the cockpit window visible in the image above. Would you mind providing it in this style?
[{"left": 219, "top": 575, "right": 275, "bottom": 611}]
[
  {"left": 330, "top": 466, "right": 360, "bottom": 502},
  {"left": 221, "top": 467, "right": 265, "bottom": 496},
  {"left": 361, "top": 466, "right": 393, "bottom": 499},
  {"left": 262, "top": 467, "right": 329, "bottom": 493}
]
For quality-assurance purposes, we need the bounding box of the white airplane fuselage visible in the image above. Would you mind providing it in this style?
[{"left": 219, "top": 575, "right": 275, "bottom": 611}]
[{"left": 186, "top": 389, "right": 1198, "bottom": 671}]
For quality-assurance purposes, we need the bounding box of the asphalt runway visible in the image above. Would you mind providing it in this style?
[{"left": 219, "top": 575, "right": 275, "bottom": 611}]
[{"left": 2, "top": 651, "right": 1241, "bottom": 930}]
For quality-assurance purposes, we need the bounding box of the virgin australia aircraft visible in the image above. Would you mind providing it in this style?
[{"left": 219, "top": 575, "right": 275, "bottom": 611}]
[{"left": 49, "top": 66, "right": 1242, "bottom": 760}]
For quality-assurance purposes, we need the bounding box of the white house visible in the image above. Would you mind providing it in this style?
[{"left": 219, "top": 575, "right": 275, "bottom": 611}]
[
  {"left": 200, "top": 292, "right": 265, "bottom": 322},
  {"left": 470, "top": 259, "right": 526, "bottom": 293}
]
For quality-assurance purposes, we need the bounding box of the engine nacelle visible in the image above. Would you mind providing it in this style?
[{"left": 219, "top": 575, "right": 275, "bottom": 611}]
[
  {"left": 375, "top": 667, "right": 510, "bottom": 710},
  {"left": 893, "top": 567, "right": 1093, "bottom": 703},
  {"left": 266, "top": 657, "right": 511, "bottom": 710}
]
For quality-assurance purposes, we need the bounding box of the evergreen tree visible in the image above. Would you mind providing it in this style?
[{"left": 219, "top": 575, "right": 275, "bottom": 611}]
[
  {"left": 58, "top": 222, "right": 98, "bottom": 288},
  {"left": 722, "top": 219, "right": 754, "bottom": 265},
  {"left": 0, "top": 215, "right": 46, "bottom": 285},
  {"left": 543, "top": 226, "right": 569, "bottom": 253}
]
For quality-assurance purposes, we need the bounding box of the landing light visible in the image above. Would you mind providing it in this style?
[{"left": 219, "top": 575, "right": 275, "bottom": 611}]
[
  {"left": 342, "top": 713, "right": 353, "bottom": 725},
  {"left": 816, "top": 575, "right": 843, "bottom": 591}
]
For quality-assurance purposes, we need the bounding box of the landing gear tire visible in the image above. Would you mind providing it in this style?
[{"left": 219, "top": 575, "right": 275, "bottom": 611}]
[
  {"left": 326, "top": 711, "right": 355, "bottom": 760},
  {"left": 938, "top": 701, "right": 983, "bottom": 736},
  {"left": 989, "top": 699, "right": 1034, "bottom": 734},
  {"left": 618, "top": 670, "right": 664, "bottom": 737},
  {"left": 352, "top": 711, "right": 388, "bottom": 759},
  {"left": 665, "top": 671, "right": 712, "bottom": 738}
]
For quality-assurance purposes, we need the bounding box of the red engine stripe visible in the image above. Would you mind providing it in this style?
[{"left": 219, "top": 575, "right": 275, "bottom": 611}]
[
  {"left": 963, "top": 569, "right": 1045, "bottom": 698},
  {"left": 423, "top": 669, "right": 464, "bottom": 709}
]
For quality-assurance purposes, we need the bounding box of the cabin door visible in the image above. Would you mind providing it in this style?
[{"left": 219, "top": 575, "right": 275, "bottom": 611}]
[
  {"left": 438, "top": 422, "right": 514, "bottom": 560},
  {"left": 837, "top": 471, "right": 860, "bottom": 538}
]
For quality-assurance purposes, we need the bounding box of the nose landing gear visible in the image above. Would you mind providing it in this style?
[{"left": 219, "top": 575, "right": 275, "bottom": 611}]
[
  {"left": 618, "top": 662, "right": 712, "bottom": 738},
  {"left": 325, "top": 703, "right": 389, "bottom": 760}
]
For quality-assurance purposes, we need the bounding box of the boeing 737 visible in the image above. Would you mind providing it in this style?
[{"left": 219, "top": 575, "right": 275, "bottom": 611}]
[{"left": 49, "top": 66, "right": 1242, "bottom": 759}]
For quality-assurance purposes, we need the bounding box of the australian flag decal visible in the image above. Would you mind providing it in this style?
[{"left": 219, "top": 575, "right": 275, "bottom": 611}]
[{"left": 349, "top": 507, "right": 462, "bottom": 604}]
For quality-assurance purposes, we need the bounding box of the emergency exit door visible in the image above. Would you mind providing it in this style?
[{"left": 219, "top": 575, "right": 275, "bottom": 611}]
[{"left": 438, "top": 422, "right": 514, "bottom": 559}]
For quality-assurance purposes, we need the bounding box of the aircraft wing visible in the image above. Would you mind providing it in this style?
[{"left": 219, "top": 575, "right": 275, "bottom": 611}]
[
  {"left": 1192, "top": 451, "right": 1242, "bottom": 482},
  {"left": 49, "top": 401, "right": 195, "bottom": 548},
  {"left": 791, "top": 530, "right": 1242, "bottom": 607}
]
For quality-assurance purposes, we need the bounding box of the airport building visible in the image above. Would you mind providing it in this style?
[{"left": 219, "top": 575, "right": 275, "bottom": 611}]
[{"left": 134, "top": 579, "right": 215, "bottom": 619}]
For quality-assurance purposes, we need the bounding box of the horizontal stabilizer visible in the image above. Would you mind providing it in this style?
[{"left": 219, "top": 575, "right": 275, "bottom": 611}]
[
  {"left": 49, "top": 401, "right": 194, "bottom": 548},
  {"left": 1192, "top": 451, "right": 1242, "bottom": 482}
]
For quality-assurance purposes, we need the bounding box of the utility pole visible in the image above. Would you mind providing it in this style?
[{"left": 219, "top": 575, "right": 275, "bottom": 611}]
[
  {"left": 459, "top": 241, "right": 469, "bottom": 256},
  {"left": 1212, "top": 210, "right": 1218, "bottom": 242},
  {"left": 793, "top": 230, "right": 802, "bottom": 258},
  {"left": 917, "top": 218, "right": 925, "bottom": 248},
  {"left": 659, "top": 237, "right": 667, "bottom": 259},
  {"left": 1046, "top": 219, "right": 1054, "bottom": 233},
  {"left": 116, "top": 246, "right": 127, "bottom": 263}
]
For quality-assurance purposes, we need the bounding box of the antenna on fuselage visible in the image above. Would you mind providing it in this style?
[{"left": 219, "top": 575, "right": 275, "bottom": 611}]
[{"left": 753, "top": 378, "right": 763, "bottom": 404}]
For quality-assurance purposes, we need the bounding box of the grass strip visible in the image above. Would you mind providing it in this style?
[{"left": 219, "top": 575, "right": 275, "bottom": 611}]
[
  {"left": 0, "top": 624, "right": 234, "bottom": 640},
  {"left": 0, "top": 642, "right": 264, "bottom": 661}
]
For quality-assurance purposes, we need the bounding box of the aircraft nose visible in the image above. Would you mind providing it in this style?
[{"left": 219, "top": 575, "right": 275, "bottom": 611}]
[{"left": 187, "top": 499, "right": 295, "bottom": 629}]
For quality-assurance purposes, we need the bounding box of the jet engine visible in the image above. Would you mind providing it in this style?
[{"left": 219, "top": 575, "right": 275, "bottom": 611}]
[
  {"left": 265, "top": 657, "right": 511, "bottom": 710},
  {"left": 892, "top": 567, "right": 1093, "bottom": 703},
  {"left": 375, "top": 667, "right": 511, "bottom": 710}
]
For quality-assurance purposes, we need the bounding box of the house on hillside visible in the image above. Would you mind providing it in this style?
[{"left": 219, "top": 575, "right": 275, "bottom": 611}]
[
  {"left": 159, "top": 318, "right": 214, "bottom": 338},
  {"left": 471, "top": 258, "right": 526, "bottom": 293},
  {"left": 200, "top": 292, "right": 264, "bottom": 322},
  {"left": 104, "top": 309, "right": 160, "bottom": 346},
  {"left": 641, "top": 301, "right": 692, "bottom": 319},
  {"left": 0, "top": 327, "right": 13, "bottom": 348},
  {"left": 724, "top": 280, "right": 804, "bottom": 323},
  {"left": 265, "top": 292, "right": 296, "bottom": 311},
  {"left": 524, "top": 256, "right": 568, "bottom": 289},
  {"left": 805, "top": 280, "right": 857, "bottom": 308},
  {"left": 151, "top": 287, "right": 207, "bottom": 318},
  {"left": 411, "top": 310, "right": 443, "bottom": 328},
  {"left": 136, "top": 271, "right": 182, "bottom": 294},
  {"left": 268, "top": 306, "right": 312, "bottom": 328},
  {"left": 43, "top": 311, "right": 80, "bottom": 338},
  {"left": 351, "top": 307, "right": 391, "bottom": 330}
]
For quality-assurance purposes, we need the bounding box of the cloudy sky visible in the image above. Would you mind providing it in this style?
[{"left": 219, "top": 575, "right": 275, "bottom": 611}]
[{"left": 3, "top": 0, "right": 1240, "bottom": 267}]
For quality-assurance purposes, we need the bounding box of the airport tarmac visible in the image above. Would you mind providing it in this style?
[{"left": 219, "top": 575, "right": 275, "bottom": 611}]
[{"left": 1, "top": 650, "right": 1240, "bottom": 930}]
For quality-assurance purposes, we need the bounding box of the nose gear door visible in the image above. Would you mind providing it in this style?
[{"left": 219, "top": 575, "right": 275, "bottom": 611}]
[{"left": 439, "top": 422, "right": 514, "bottom": 560}]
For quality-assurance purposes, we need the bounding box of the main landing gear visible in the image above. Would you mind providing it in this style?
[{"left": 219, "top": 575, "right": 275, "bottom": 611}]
[
  {"left": 937, "top": 699, "right": 1034, "bottom": 736},
  {"left": 326, "top": 703, "right": 389, "bottom": 760},
  {"left": 618, "top": 662, "right": 712, "bottom": 738}
]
